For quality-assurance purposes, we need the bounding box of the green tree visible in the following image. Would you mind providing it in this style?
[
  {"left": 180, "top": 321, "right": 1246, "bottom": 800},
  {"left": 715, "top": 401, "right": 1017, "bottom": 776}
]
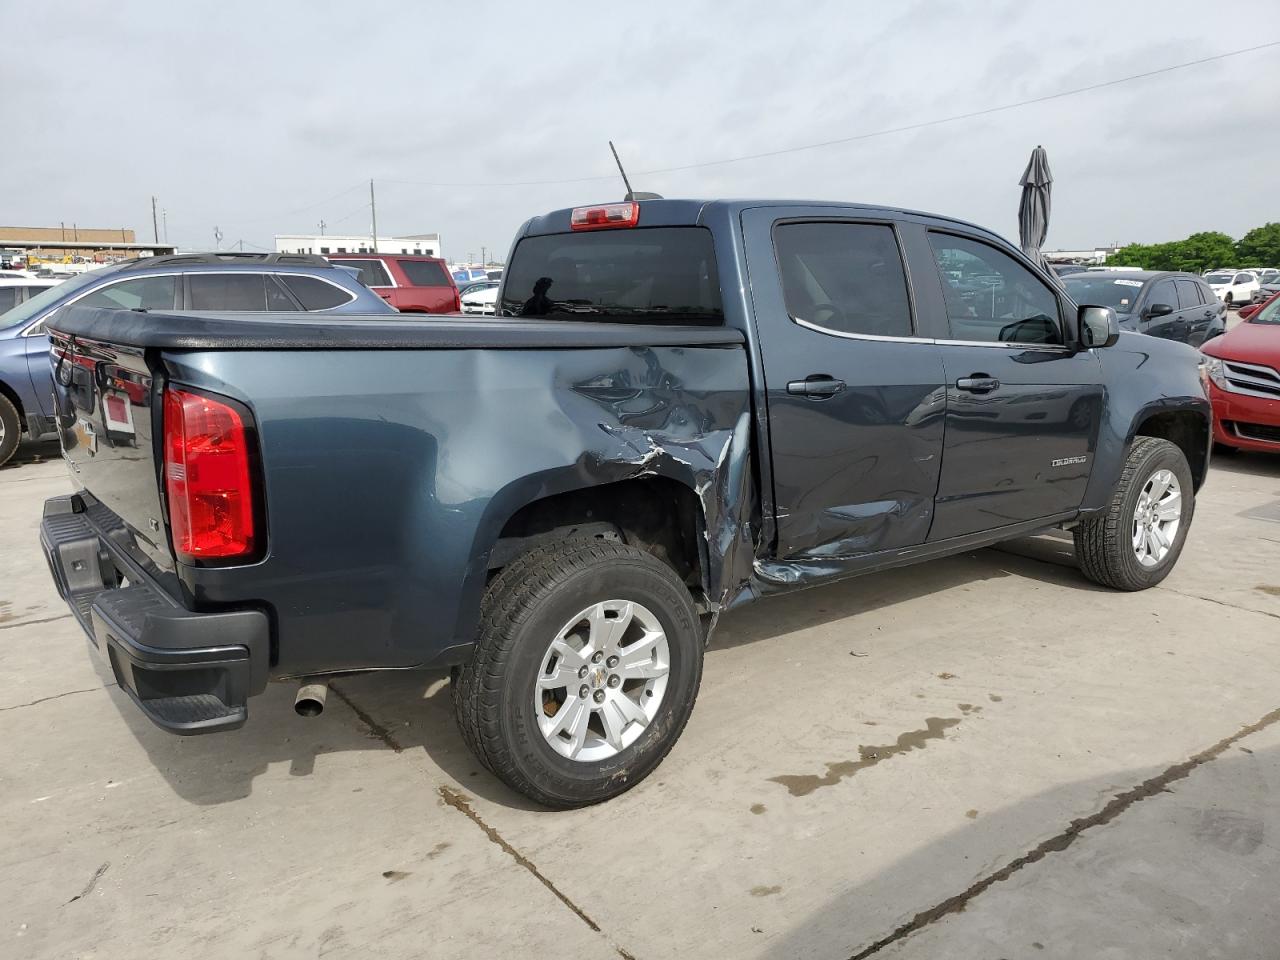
[
  {"left": 1109, "top": 232, "right": 1236, "bottom": 273},
  {"left": 1236, "top": 223, "right": 1280, "bottom": 265}
]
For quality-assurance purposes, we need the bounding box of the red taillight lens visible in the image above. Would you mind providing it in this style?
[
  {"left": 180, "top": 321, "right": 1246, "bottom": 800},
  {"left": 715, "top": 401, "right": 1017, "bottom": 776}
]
[
  {"left": 570, "top": 202, "right": 640, "bottom": 231},
  {"left": 163, "top": 387, "right": 258, "bottom": 563}
]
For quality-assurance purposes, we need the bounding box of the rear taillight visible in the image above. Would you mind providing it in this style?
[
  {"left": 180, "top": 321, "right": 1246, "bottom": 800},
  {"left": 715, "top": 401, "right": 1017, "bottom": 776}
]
[
  {"left": 570, "top": 202, "right": 640, "bottom": 231},
  {"left": 163, "top": 387, "right": 259, "bottom": 564}
]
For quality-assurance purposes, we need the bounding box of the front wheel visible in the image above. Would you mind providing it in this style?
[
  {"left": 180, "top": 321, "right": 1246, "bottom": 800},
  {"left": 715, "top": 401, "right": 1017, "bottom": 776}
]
[
  {"left": 1074, "top": 437, "right": 1195, "bottom": 590},
  {"left": 453, "top": 539, "right": 703, "bottom": 808}
]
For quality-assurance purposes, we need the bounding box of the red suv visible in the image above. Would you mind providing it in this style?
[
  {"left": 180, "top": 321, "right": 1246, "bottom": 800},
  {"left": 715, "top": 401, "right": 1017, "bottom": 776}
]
[{"left": 325, "top": 254, "right": 461, "bottom": 313}]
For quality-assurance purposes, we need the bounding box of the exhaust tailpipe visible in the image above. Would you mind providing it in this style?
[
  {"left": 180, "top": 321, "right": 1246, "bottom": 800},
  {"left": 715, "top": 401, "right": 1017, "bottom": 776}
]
[{"left": 294, "top": 679, "right": 328, "bottom": 717}]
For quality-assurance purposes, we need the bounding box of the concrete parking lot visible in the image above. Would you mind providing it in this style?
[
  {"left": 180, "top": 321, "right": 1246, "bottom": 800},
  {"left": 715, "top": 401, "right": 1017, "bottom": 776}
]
[{"left": 3, "top": 434, "right": 1279, "bottom": 960}]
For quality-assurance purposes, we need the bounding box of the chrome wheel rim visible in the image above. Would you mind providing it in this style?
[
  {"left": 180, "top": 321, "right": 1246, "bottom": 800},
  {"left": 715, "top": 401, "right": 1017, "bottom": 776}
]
[
  {"left": 1132, "top": 469, "right": 1182, "bottom": 568},
  {"left": 534, "top": 600, "right": 670, "bottom": 762}
]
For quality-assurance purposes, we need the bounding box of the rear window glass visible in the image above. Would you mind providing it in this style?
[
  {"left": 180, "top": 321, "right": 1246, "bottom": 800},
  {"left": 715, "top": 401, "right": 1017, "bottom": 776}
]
[
  {"left": 329, "top": 259, "right": 391, "bottom": 287},
  {"left": 281, "top": 274, "right": 354, "bottom": 310},
  {"left": 499, "top": 227, "right": 723, "bottom": 325},
  {"left": 397, "top": 260, "right": 450, "bottom": 286}
]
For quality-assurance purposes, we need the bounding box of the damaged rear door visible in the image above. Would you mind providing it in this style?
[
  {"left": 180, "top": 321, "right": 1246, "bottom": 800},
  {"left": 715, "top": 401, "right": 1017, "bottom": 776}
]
[{"left": 743, "top": 207, "right": 946, "bottom": 560}]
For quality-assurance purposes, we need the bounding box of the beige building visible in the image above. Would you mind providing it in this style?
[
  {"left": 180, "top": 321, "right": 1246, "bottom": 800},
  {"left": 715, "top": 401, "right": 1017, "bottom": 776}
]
[{"left": 0, "top": 225, "right": 175, "bottom": 260}]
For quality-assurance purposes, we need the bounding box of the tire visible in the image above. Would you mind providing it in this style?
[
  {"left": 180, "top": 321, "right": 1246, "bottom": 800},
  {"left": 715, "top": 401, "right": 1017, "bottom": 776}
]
[
  {"left": 1224, "top": 292, "right": 1234, "bottom": 307},
  {"left": 0, "top": 393, "right": 21, "bottom": 468},
  {"left": 453, "top": 539, "right": 703, "bottom": 808},
  {"left": 1074, "top": 437, "right": 1195, "bottom": 591}
]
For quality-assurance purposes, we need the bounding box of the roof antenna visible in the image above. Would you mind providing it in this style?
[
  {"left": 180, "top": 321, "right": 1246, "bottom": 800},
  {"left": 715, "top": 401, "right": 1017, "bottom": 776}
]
[{"left": 609, "top": 141, "right": 662, "bottom": 202}]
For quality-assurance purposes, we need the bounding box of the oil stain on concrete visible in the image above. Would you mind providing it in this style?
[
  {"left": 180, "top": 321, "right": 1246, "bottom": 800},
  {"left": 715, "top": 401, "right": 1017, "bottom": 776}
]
[{"left": 768, "top": 716, "right": 962, "bottom": 797}]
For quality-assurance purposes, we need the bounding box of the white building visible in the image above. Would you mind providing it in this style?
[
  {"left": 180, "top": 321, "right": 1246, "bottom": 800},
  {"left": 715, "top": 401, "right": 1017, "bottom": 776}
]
[
  {"left": 274, "top": 232, "right": 442, "bottom": 257},
  {"left": 1043, "top": 246, "right": 1122, "bottom": 265}
]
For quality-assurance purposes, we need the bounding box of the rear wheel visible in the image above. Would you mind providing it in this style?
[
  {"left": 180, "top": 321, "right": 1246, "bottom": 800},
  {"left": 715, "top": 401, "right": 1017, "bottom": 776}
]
[
  {"left": 1074, "top": 437, "right": 1194, "bottom": 590},
  {"left": 0, "top": 394, "right": 21, "bottom": 467},
  {"left": 453, "top": 539, "right": 703, "bottom": 808}
]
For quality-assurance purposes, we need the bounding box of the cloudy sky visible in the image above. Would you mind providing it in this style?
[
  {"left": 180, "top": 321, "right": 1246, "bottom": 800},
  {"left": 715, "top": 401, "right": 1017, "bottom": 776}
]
[{"left": 4, "top": 0, "right": 1277, "bottom": 262}]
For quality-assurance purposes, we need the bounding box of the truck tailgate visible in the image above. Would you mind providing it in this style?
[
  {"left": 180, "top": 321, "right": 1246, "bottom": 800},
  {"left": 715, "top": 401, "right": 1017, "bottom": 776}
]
[{"left": 50, "top": 330, "right": 174, "bottom": 573}]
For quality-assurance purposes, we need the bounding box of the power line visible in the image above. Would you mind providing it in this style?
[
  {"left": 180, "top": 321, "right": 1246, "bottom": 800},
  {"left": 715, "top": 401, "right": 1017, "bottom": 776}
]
[{"left": 378, "top": 40, "right": 1279, "bottom": 189}]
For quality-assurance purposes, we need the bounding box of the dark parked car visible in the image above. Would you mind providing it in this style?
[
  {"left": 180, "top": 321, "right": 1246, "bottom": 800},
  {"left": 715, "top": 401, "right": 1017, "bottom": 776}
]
[
  {"left": 1060, "top": 271, "right": 1225, "bottom": 347},
  {"left": 40, "top": 199, "right": 1210, "bottom": 808},
  {"left": 0, "top": 253, "right": 392, "bottom": 466}
]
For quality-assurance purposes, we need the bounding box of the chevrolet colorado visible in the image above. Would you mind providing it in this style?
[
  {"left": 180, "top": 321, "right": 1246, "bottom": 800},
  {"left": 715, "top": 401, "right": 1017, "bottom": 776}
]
[{"left": 40, "top": 199, "right": 1210, "bottom": 807}]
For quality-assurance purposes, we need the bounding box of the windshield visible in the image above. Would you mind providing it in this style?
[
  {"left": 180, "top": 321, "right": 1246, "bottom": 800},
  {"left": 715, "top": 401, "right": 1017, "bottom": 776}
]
[
  {"left": 499, "top": 227, "right": 723, "bottom": 324},
  {"left": 1204, "top": 273, "right": 1233, "bottom": 284},
  {"left": 1062, "top": 275, "right": 1145, "bottom": 312},
  {"left": 1250, "top": 296, "right": 1280, "bottom": 325},
  {"left": 0, "top": 271, "right": 102, "bottom": 331}
]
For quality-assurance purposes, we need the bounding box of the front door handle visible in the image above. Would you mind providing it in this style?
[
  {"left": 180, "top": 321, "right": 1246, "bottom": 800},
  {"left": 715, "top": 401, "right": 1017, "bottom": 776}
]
[
  {"left": 956, "top": 376, "right": 1000, "bottom": 393},
  {"left": 787, "top": 375, "right": 846, "bottom": 398}
]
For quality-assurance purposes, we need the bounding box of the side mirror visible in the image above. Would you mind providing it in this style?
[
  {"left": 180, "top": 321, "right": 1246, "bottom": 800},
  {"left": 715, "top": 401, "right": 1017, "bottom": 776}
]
[
  {"left": 1238, "top": 304, "right": 1258, "bottom": 320},
  {"left": 1144, "top": 302, "right": 1174, "bottom": 319},
  {"left": 1079, "top": 305, "right": 1120, "bottom": 349}
]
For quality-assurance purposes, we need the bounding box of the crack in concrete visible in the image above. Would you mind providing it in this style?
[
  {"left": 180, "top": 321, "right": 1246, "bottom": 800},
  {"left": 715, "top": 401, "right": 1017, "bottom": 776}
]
[
  {"left": 846, "top": 705, "right": 1280, "bottom": 959},
  {"left": 0, "top": 683, "right": 116, "bottom": 712},
  {"left": 439, "top": 786, "right": 636, "bottom": 960},
  {"left": 1155, "top": 585, "right": 1280, "bottom": 621},
  {"left": 327, "top": 682, "right": 403, "bottom": 752},
  {"left": 65, "top": 861, "right": 110, "bottom": 904},
  {"left": 0, "top": 613, "right": 73, "bottom": 632},
  {"left": 329, "top": 683, "right": 635, "bottom": 959}
]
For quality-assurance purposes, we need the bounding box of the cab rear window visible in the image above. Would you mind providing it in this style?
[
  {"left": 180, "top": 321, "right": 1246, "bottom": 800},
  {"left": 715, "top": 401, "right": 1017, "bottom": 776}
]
[{"left": 499, "top": 227, "right": 723, "bottom": 325}]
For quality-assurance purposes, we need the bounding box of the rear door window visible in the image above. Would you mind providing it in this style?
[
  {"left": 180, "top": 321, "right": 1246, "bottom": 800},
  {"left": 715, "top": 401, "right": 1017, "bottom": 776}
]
[
  {"left": 773, "top": 221, "right": 912, "bottom": 337},
  {"left": 1175, "top": 279, "right": 1203, "bottom": 310},
  {"left": 77, "top": 275, "right": 178, "bottom": 310},
  {"left": 280, "top": 275, "right": 355, "bottom": 310},
  {"left": 396, "top": 259, "right": 450, "bottom": 286},
  {"left": 329, "top": 259, "right": 392, "bottom": 287},
  {"left": 499, "top": 227, "right": 723, "bottom": 324},
  {"left": 188, "top": 274, "right": 268, "bottom": 311},
  {"left": 0, "top": 287, "right": 18, "bottom": 312}
]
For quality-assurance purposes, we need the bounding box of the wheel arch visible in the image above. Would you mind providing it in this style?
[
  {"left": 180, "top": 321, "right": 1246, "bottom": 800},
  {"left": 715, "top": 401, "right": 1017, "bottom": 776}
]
[
  {"left": 451, "top": 470, "right": 713, "bottom": 651},
  {"left": 1131, "top": 406, "right": 1211, "bottom": 491}
]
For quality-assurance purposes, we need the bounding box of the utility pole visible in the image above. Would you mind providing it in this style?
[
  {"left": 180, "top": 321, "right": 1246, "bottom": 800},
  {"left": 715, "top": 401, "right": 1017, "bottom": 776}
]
[
  {"left": 318, "top": 219, "right": 326, "bottom": 237},
  {"left": 481, "top": 245, "right": 487, "bottom": 267},
  {"left": 369, "top": 179, "right": 378, "bottom": 254},
  {"left": 162, "top": 209, "right": 168, "bottom": 244},
  {"left": 151, "top": 196, "right": 159, "bottom": 244}
]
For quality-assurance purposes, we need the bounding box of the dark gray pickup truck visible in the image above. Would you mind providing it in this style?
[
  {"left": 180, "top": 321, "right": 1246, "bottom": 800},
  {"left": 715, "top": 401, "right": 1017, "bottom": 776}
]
[{"left": 41, "top": 198, "right": 1211, "bottom": 807}]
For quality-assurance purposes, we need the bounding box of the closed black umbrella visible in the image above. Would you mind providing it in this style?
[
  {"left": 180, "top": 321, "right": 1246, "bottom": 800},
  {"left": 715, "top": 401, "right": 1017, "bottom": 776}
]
[{"left": 1018, "top": 145, "right": 1053, "bottom": 273}]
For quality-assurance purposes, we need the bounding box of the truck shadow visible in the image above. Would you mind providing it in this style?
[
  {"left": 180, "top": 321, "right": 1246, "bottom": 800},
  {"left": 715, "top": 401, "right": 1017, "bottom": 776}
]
[
  {"left": 114, "top": 531, "right": 1105, "bottom": 809},
  {"left": 0, "top": 438, "right": 61, "bottom": 470},
  {"left": 757, "top": 742, "right": 1278, "bottom": 959}
]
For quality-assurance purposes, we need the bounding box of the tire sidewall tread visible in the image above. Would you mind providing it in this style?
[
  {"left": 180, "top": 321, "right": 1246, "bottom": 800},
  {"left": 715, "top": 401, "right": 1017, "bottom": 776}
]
[
  {"left": 454, "top": 539, "right": 703, "bottom": 808},
  {"left": 1074, "top": 436, "right": 1195, "bottom": 591}
]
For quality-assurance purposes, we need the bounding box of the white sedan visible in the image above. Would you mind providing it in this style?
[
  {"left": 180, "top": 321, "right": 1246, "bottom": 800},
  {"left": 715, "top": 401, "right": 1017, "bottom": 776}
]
[
  {"left": 1203, "top": 270, "right": 1259, "bottom": 306},
  {"left": 460, "top": 282, "right": 500, "bottom": 315}
]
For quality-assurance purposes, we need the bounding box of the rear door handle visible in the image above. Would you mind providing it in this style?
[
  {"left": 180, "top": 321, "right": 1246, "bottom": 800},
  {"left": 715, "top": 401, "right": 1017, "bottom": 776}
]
[
  {"left": 956, "top": 376, "right": 1000, "bottom": 393},
  {"left": 787, "top": 375, "right": 846, "bottom": 398}
]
